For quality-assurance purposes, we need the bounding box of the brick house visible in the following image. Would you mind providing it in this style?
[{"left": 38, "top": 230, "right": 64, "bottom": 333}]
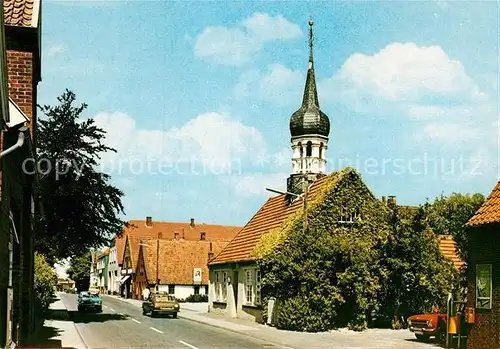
[
  {"left": 135, "top": 238, "right": 229, "bottom": 300},
  {"left": 0, "top": 0, "right": 41, "bottom": 347},
  {"left": 464, "top": 181, "right": 500, "bottom": 349},
  {"left": 118, "top": 217, "right": 240, "bottom": 299}
]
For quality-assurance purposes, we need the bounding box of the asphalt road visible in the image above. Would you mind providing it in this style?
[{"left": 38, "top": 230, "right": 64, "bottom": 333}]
[{"left": 59, "top": 293, "right": 283, "bottom": 349}]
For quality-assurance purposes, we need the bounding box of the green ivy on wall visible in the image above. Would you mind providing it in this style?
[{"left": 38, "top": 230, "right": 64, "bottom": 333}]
[{"left": 256, "top": 167, "right": 457, "bottom": 332}]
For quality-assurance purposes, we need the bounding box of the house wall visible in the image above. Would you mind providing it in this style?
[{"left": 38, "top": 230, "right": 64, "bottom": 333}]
[
  {"left": 107, "top": 246, "right": 121, "bottom": 294},
  {"left": 0, "top": 24, "right": 40, "bottom": 347},
  {"left": 208, "top": 262, "right": 263, "bottom": 323},
  {"left": 467, "top": 225, "right": 500, "bottom": 349},
  {"left": 157, "top": 284, "right": 208, "bottom": 300}
]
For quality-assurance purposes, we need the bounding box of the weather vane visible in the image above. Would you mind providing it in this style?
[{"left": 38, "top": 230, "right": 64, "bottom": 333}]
[{"left": 308, "top": 16, "right": 314, "bottom": 63}]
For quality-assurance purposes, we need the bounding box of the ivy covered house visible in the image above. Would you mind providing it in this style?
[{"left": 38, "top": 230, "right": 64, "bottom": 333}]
[{"left": 207, "top": 20, "right": 391, "bottom": 325}]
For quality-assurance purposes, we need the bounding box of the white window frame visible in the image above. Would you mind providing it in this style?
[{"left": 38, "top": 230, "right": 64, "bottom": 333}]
[
  {"left": 214, "top": 271, "right": 221, "bottom": 301},
  {"left": 476, "top": 264, "right": 492, "bottom": 309},
  {"left": 245, "top": 269, "right": 253, "bottom": 305},
  {"left": 214, "top": 270, "right": 228, "bottom": 302},
  {"left": 244, "top": 268, "right": 261, "bottom": 306}
]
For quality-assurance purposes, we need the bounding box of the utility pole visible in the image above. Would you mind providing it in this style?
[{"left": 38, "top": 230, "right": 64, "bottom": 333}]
[
  {"left": 156, "top": 232, "right": 161, "bottom": 292},
  {"left": 302, "top": 175, "right": 308, "bottom": 234}
]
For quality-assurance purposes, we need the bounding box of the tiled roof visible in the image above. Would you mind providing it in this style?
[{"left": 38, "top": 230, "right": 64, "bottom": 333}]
[
  {"left": 3, "top": 0, "right": 40, "bottom": 27},
  {"left": 466, "top": 181, "right": 500, "bottom": 227},
  {"left": 117, "top": 219, "right": 241, "bottom": 269},
  {"left": 211, "top": 173, "right": 340, "bottom": 265},
  {"left": 126, "top": 235, "right": 157, "bottom": 272},
  {"left": 438, "top": 235, "right": 464, "bottom": 270},
  {"left": 116, "top": 235, "right": 127, "bottom": 265},
  {"left": 143, "top": 239, "right": 229, "bottom": 285}
]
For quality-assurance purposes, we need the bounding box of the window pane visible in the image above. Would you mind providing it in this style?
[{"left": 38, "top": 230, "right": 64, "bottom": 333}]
[{"left": 476, "top": 264, "right": 492, "bottom": 309}]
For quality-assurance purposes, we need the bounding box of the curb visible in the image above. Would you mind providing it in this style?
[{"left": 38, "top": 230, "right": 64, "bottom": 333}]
[{"left": 56, "top": 293, "right": 89, "bottom": 349}]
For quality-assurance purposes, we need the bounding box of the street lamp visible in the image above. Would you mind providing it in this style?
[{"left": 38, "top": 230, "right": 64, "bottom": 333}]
[{"left": 266, "top": 175, "right": 309, "bottom": 233}]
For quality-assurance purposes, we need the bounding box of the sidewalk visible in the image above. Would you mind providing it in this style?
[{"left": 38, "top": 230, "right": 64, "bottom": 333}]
[{"left": 22, "top": 293, "right": 86, "bottom": 349}]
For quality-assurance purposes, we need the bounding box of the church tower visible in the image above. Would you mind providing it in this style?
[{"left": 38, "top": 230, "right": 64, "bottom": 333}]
[{"left": 287, "top": 20, "right": 330, "bottom": 196}]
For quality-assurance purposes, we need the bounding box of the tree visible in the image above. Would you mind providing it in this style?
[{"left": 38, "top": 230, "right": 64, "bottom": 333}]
[
  {"left": 67, "top": 252, "right": 92, "bottom": 292},
  {"left": 35, "top": 90, "right": 127, "bottom": 263},
  {"left": 426, "top": 193, "right": 485, "bottom": 264},
  {"left": 34, "top": 253, "right": 57, "bottom": 322},
  {"left": 376, "top": 204, "right": 458, "bottom": 328}
]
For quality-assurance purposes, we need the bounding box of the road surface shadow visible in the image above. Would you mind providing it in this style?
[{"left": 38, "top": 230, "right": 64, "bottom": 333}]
[
  {"left": 67, "top": 310, "right": 129, "bottom": 324},
  {"left": 18, "top": 324, "right": 77, "bottom": 349},
  {"left": 404, "top": 338, "right": 444, "bottom": 348},
  {"left": 44, "top": 309, "right": 70, "bottom": 321}
]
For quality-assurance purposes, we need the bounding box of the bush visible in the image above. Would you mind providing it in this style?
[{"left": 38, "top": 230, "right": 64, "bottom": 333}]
[
  {"left": 34, "top": 253, "right": 57, "bottom": 319},
  {"left": 184, "top": 294, "right": 208, "bottom": 303}
]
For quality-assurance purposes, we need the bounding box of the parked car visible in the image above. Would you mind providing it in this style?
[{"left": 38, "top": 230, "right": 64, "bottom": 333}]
[
  {"left": 407, "top": 312, "right": 447, "bottom": 342},
  {"left": 78, "top": 291, "right": 103, "bottom": 312},
  {"left": 142, "top": 293, "right": 179, "bottom": 318}
]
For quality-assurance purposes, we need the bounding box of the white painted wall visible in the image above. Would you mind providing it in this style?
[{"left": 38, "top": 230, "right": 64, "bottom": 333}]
[
  {"left": 156, "top": 284, "right": 208, "bottom": 300},
  {"left": 107, "top": 246, "right": 121, "bottom": 293}
]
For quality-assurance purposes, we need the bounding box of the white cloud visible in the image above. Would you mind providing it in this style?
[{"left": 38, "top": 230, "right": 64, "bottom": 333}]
[
  {"left": 324, "top": 42, "right": 485, "bottom": 105},
  {"left": 194, "top": 13, "right": 302, "bottom": 66},
  {"left": 93, "top": 111, "right": 267, "bottom": 174},
  {"left": 420, "top": 122, "right": 482, "bottom": 144},
  {"left": 45, "top": 44, "right": 64, "bottom": 57},
  {"left": 222, "top": 172, "right": 288, "bottom": 198},
  {"left": 234, "top": 64, "right": 303, "bottom": 104}
]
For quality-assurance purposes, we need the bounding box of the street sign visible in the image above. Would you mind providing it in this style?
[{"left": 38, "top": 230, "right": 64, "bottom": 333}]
[{"left": 193, "top": 268, "right": 202, "bottom": 282}]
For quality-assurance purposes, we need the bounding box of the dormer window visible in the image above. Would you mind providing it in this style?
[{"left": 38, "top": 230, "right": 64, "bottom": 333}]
[{"left": 339, "top": 208, "right": 361, "bottom": 224}]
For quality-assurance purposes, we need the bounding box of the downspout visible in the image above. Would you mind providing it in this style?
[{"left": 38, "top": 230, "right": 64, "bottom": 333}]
[{"left": 0, "top": 126, "right": 28, "bottom": 159}]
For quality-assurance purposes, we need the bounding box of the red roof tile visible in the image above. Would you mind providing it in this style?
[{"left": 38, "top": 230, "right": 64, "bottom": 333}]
[
  {"left": 117, "top": 219, "right": 241, "bottom": 269},
  {"left": 211, "top": 173, "right": 340, "bottom": 265},
  {"left": 466, "top": 182, "right": 500, "bottom": 227},
  {"left": 438, "top": 235, "right": 464, "bottom": 270},
  {"left": 143, "top": 239, "right": 229, "bottom": 285},
  {"left": 3, "top": 0, "right": 39, "bottom": 27}
]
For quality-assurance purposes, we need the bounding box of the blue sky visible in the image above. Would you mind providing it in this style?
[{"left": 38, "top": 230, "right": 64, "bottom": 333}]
[{"left": 39, "top": 0, "right": 499, "bottom": 226}]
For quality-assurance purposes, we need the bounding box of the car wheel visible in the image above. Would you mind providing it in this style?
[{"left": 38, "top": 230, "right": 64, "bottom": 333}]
[
  {"left": 98, "top": 306, "right": 102, "bottom": 312},
  {"left": 415, "top": 334, "right": 430, "bottom": 341},
  {"left": 172, "top": 313, "right": 177, "bottom": 318},
  {"left": 436, "top": 330, "right": 446, "bottom": 343},
  {"left": 151, "top": 310, "right": 155, "bottom": 317},
  {"left": 142, "top": 308, "right": 146, "bottom": 315}
]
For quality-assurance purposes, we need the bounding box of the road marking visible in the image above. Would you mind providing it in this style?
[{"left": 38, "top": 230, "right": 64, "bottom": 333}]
[
  {"left": 132, "top": 318, "right": 141, "bottom": 324},
  {"left": 109, "top": 308, "right": 116, "bottom": 312},
  {"left": 103, "top": 305, "right": 108, "bottom": 309},
  {"left": 150, "top": 327, "right": 163, "bottom": 334},
  {"left": 179, "top": 340, "right": 199, "bottom": 349}
]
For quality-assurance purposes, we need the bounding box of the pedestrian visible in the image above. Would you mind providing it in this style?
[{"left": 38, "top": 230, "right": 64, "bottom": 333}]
[{"left": 142, "top": 287, "right": 150, "bottom": 300}]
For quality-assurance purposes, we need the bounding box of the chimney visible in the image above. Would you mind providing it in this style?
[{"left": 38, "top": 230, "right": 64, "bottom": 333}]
[
  {"left": 146, "top": 216, "right": 152, "bottom": 227},
  {"left": 190, "top": 218, "right": 195, "bottom": 228},
  {"left": 208, "top": 242, "right": 214, "bottom": 262},
  {"left": 381, "top": 196, "right": 386, "bottom": 203},
  {"left": 387, "top": 196, "right": 396, "bottom": 206},
  {"left": 200, "top": 232, "right": 206, "bottom": 240}
]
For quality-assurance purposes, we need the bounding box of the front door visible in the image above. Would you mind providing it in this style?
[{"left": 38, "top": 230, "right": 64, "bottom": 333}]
[{"left": 232, "top": 271, "right": 238, "bottom": 309}]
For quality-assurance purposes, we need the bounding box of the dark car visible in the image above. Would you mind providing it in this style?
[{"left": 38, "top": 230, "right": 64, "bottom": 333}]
[
  {"left": 77, "top": 291, "right": 103, "bottom": 312},
  {"left": 142, "top": 293, "right": 179, "bottom": 317}
]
